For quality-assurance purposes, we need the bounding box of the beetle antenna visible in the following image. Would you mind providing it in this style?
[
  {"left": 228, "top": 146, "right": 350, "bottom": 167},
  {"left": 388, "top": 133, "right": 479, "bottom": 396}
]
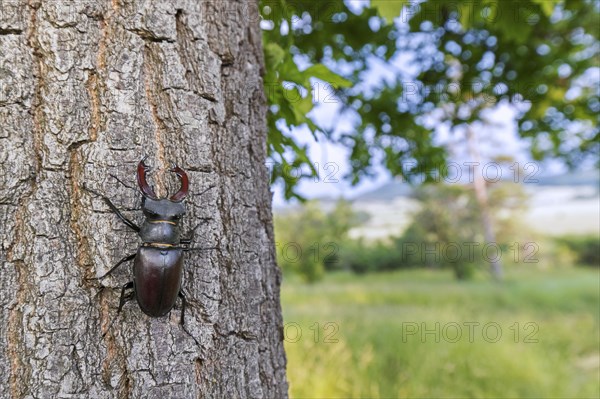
[
  {"left": 193, "top": 185, "right": 216, "bottom": 197},
  {"left": 109, "top": 173, "right": 136, "bottom": 192}
]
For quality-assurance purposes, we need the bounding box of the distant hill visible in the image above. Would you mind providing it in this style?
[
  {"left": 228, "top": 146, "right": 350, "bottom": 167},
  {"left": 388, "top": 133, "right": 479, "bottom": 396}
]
[
  {"left": 353, "top": 169, "right": 599, "bottom": 202},
  {"left": 531, "top": 170, "right": 599, "bottom": 187},
  {"left": 352, "top": 180, "right": 413, "bottom": 201}
]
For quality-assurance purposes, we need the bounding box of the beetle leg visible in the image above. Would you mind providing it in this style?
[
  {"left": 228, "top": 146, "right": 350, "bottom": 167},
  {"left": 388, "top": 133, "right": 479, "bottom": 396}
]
[
  {"left": 108, "top": 174, "right": 143, "bottom": 210},
  {"left": 117, "top": 281, "right": 135, "bottom": 313},
  {"left": 102, "top": 281, "right": 134, "bottom": 338},
  {"left": 180, "top": 218, "right": 213, "bottom": 245},
  {"left": 179, "top": 246, "right": 218, "bottom": 252},
  {"left": 82, "top": 184, "right": 140, "bottom": 232},
  {"left": 177, "top": 290, "right": 202, "bottom": 347},
  {"left": 177, "top": 290, "right": 187, "bottom": 325},
  {"left": 88, "top": 253, "right": 136, "bottom": 281},
  {"left": 158, "top": 246, "right": 215, "bottom": 251}
]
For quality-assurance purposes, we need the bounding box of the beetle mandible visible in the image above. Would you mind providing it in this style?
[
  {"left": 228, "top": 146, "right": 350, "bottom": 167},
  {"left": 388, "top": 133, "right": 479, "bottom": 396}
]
[{"left": 84, "top": 157, "right": 207, "bottom": 336}]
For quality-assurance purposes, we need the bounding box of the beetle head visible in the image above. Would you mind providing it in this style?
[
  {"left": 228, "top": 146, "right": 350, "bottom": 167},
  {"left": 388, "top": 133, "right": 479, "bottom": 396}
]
[
  {"left": 137, "top": 157, "right": 189, "bottom": 220},
  {"left": 141, "top": 196, "right": 186, "bottom": 222}
]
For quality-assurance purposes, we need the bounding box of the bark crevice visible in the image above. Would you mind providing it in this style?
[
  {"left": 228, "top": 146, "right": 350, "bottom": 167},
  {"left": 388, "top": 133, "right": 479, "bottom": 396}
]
[
  {"left": 142, "top": 44, "right": 169, "bottom": 194},
  {"left": 5, "top": 3, "right": 44, "bottom": 396},
  {"left": 0, "top": 28, "right": 22, "bottom": 35}
]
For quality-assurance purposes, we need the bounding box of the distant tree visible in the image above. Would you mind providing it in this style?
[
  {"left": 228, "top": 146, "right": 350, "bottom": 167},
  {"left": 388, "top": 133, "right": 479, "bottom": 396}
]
[{"left": 401, "top": 181, "right": 530, "bottom": 279}]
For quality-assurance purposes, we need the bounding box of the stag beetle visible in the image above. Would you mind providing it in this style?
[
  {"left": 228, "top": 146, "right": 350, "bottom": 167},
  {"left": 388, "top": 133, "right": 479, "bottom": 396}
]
[{"left": 84, "top": 157, "right": 210, "bottom": 336}]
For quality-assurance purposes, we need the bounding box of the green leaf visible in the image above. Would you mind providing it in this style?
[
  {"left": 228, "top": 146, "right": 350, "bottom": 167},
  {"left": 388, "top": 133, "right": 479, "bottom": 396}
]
[
  {"left": 531, "top": 0, "right": 558, "bottom": 16},
  {"left": 292, "top": 93, "right": 315, "bottom": 122},
  {"left": 371, "top": 0, "right": 404, "bottom": 23},
  {"left": 264, "top": 42, "right": 285, "bottom": 69},
  {"left": 303, "top": 64, "right": 352, "bottom": 88}
]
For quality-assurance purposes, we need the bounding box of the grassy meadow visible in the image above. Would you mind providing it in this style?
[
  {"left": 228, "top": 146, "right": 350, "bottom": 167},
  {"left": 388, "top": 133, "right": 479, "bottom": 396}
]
[{"left": 282, "top": 268, "right": 600, "bottom": 398}]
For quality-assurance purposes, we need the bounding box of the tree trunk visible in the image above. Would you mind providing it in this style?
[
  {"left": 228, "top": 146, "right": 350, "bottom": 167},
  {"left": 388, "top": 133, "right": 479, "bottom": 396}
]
[
  {"left": 0, "top": 1, "right": 288, "bottom": 397},
  {"left": 465, "top": 126, "right": 503, "bottom": 280}
]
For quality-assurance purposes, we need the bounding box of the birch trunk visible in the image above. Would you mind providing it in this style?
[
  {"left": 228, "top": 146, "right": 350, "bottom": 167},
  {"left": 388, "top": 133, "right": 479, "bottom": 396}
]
[
  {"left": 0, "top": 0, "right": 288, "bottom": 397},
  {"left": 466, "top": 126, "right": 503, "bottom": 280}
]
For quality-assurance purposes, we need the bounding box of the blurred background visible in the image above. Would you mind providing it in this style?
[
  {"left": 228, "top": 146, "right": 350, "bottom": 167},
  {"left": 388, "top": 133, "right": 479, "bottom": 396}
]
[{"left": 259, "top": 1, "right": 599, "bottom": 397}]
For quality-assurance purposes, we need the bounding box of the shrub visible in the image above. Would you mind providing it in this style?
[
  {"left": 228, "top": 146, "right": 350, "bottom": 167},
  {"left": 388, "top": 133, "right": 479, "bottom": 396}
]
[
  {"left": 555, "top": 235, "right": 600, "bottom": 267},
  {"left": 274, "top": 199, "right": 362, "bottom": 282},
  {"left": 340, "top": 240, "right": 404, "bottom": 274}
]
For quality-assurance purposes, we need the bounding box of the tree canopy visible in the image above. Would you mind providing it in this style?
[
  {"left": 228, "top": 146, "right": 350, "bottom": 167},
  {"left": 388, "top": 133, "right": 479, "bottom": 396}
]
[{"left": 260, "top": 0, "right": 599, "bottom": 199}]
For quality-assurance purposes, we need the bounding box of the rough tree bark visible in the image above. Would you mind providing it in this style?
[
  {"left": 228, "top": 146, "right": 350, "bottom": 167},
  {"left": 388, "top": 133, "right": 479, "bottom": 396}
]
[{"left": 0, "top": 0, "right": 288, "bottom": 397}]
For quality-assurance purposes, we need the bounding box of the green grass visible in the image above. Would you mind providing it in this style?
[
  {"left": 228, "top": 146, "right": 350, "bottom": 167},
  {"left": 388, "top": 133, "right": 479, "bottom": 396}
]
[{"left": 282, "top": 268, "right": 600, "bottom": 398}]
